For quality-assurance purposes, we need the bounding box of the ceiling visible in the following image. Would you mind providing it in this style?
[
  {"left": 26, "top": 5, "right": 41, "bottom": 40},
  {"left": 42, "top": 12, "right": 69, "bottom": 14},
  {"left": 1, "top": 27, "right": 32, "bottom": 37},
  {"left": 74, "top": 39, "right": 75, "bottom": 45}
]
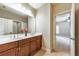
[{"left": 29, "top": 3, "right": 45, "bottom": 9}]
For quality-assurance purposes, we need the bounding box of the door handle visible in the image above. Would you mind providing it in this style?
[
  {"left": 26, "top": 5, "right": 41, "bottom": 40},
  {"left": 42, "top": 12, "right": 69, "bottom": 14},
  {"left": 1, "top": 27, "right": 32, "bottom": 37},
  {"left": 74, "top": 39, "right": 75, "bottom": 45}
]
[{"left": 70, "top": 38, "right": 75, "bottom": 40}]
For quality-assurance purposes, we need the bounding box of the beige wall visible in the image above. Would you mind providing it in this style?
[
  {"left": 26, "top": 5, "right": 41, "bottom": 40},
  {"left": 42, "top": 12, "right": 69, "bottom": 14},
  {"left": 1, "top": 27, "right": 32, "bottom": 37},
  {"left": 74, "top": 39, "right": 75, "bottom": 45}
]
[{"left": 50, "top": 3, "right": 72, "bottom": 50}]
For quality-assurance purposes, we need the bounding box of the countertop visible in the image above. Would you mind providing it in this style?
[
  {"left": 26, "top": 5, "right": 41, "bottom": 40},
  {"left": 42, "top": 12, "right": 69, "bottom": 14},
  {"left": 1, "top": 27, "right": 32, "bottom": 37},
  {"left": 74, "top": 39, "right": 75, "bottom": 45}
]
[{"left": 0, "top": 33, "right": 42, "bottom": 45}]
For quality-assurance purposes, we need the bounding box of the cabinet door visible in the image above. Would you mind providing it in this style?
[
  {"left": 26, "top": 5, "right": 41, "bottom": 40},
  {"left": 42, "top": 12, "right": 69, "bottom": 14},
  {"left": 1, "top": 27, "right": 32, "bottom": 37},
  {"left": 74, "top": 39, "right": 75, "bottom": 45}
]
[
  {"left": 0, "top": 41, "right": 17, "bottom": 53},
  {"left": 36, "top": 39, "right": 41, "bottom": 50},
  {"left": 30, "top": 39, "right": 37, "bottom": 55},
  {"left": 36, "top": 35, "right": 42, "bottom": 50},
  {"left": 0, "top": 48, "right": 17, "bottom": 56},
  {"left": 18, "top": 44, "right": 30, "bottom": 56}
]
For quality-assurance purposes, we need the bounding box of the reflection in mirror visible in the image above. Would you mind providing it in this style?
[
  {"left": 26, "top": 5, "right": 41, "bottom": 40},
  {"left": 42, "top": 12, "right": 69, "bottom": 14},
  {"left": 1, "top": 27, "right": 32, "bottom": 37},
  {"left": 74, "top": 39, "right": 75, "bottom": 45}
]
[{"left": 0, "top": 18, "right": 28, "bottom": 35}]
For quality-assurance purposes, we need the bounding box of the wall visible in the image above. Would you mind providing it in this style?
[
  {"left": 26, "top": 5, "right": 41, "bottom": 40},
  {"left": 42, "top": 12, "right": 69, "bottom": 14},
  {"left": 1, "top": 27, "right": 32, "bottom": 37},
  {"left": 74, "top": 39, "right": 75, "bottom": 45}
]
[{"left": 36, "top": 4, "right": 50, "bottom": 49}]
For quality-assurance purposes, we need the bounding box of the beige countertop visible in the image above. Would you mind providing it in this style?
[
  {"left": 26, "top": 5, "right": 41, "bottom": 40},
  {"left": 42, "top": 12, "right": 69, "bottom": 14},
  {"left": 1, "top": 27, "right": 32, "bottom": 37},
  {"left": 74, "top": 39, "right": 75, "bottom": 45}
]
[{"left": 0, "top": 33, "right": 42, "bottom": 45}]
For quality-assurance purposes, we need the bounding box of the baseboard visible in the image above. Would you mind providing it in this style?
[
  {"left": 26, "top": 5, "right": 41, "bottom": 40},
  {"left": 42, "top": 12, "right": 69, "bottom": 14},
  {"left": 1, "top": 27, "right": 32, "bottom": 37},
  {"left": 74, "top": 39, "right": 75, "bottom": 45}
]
[{"left": 42, "top": 47, "right": 51, "bottom": 54}]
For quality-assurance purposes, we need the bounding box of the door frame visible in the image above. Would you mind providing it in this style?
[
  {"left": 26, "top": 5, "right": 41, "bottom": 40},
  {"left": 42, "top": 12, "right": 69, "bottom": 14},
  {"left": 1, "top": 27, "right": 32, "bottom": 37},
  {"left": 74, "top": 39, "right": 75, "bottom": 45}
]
[
  {"left": 70, "top": 3, "right": 75, "bottom": 56},
  {"left": 54, "top": 4, "right": 75, "bottom": 55}
]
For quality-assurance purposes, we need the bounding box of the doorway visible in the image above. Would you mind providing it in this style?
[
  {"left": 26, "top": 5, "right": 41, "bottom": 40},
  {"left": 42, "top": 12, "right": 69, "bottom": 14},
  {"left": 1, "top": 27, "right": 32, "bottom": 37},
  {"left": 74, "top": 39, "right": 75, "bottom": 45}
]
[{"left": 55, "top": 12, "right": 71, "bottom": 55}]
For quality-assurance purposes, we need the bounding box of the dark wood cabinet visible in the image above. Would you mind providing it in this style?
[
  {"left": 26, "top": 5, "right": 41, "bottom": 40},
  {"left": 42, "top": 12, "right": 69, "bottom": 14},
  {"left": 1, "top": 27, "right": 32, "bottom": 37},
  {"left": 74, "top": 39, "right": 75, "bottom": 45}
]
[
  {"left": 0, "top": 41, "right": 18, "bottom": 56},
  {"left": 18, "top": 39, "right": 30, "bottom": 56},
  {"left": 30, "top": 38, "right": 37, "bottom": 55},
  {"left": 0, "top": 35, "right": 42, "bottom": 56},
  {"left": 30, "top": 36, "right": 42, "bottom": 55},
  {"left": 0, "top": 41, "right": 17, "bottom": 53},
  {"left": 36, "top": 35, "right": 42, "bottom": 50},
  {"left": 18, "top": 44, "right": 30, "bottom": 56}
]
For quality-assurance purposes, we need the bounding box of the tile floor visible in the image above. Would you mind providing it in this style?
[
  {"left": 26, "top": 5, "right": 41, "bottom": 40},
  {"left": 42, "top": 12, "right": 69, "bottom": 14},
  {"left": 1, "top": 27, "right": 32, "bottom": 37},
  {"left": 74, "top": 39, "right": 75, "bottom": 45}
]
[
  {"left": 34, "top": 49, "right": 70, "bottom": 56},
  {"left": 56, "top": 36, "right": 70, "bottom": 52}
]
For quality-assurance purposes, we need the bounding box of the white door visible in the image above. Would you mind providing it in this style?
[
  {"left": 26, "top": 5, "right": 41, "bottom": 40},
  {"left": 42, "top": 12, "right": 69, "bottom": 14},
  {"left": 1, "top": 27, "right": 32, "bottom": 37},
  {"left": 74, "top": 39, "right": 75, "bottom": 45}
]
[{"left": 70, "top": 3, "right": 75, "bottom": 56}]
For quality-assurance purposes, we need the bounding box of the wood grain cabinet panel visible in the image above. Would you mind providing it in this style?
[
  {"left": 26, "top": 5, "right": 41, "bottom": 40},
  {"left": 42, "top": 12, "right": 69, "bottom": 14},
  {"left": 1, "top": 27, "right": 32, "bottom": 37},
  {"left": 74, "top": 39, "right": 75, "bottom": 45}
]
[
  {"left": 37, "top": 35, "right": 42, "bottom": 48},
  {"left": 19, "top": 38, "right": 30, "bottom": 46},
  {"left": 0, "top": 41, "right": 18, "bottom": 53},
  {"left": 36, "top": 38, "right": 41, "bottom": 50},
  {"left": 35, "top": 35, "right": 42, "bottom": 52},
  {"left": 18, "top": 43, "right": 30, "bottom": 56},
  {"left": 0, "top": 48, "right": 18, "bottom": 56},
  {"left": 30, "top": 38, "right": 37, "bottom": 55}
]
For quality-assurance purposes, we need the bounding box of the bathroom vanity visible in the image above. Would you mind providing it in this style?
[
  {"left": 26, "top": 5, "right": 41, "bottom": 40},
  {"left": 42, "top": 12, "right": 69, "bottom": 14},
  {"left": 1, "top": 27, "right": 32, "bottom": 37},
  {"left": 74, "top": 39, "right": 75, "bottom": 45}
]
[{"left": 0, "top": 33, "right": 42, "bottom": 56}]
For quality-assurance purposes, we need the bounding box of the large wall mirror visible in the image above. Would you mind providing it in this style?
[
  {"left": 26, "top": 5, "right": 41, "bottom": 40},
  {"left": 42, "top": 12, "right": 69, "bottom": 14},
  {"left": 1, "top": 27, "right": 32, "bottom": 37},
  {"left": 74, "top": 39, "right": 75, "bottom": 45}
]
[{"left": 0, "top": 18, "right": 28, "bottom": 35}]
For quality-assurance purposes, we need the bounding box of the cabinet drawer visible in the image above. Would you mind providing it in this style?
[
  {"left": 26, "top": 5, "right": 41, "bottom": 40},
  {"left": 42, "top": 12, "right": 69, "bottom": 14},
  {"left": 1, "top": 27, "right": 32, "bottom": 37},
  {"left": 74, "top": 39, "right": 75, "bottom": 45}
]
[
  {"left": 19, "top": 38, "right": 30, "bottom": 46},
  {"left": 0, "top": 41, "right": 18, "bottom": 53}
]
